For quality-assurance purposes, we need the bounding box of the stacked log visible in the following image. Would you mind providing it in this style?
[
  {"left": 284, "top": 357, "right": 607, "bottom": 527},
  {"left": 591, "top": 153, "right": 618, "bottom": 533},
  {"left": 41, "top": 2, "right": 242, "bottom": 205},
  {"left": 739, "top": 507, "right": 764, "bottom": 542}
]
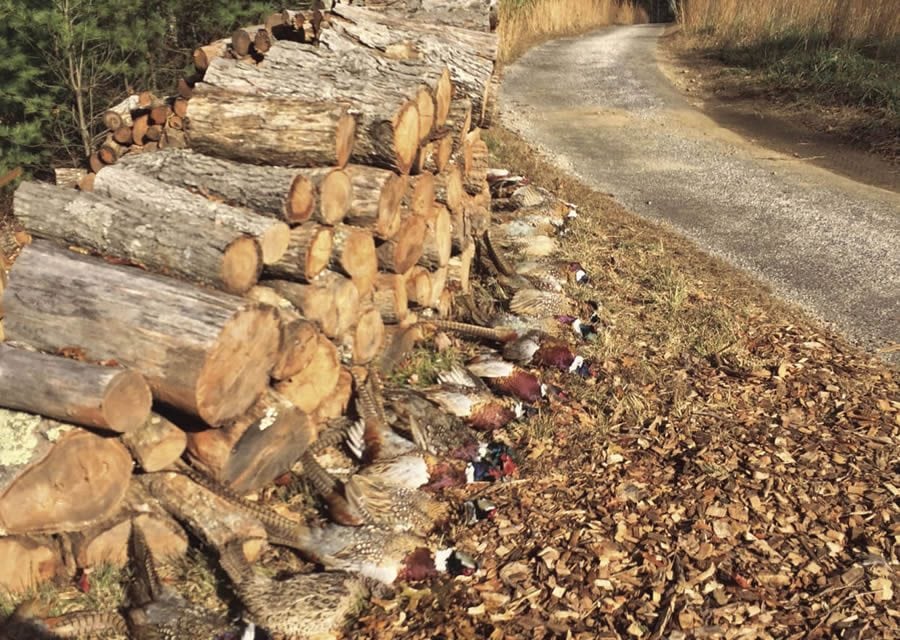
[{"left": 0, "top": 0, "right": 499, "bottom": 595}]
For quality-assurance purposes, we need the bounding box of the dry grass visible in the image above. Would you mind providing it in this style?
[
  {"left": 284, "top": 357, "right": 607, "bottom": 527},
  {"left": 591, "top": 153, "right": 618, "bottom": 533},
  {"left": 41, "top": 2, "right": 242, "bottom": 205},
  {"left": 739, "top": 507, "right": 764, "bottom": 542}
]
[{"left": 499, "top": 0, "right": 649, "bottom": 62}]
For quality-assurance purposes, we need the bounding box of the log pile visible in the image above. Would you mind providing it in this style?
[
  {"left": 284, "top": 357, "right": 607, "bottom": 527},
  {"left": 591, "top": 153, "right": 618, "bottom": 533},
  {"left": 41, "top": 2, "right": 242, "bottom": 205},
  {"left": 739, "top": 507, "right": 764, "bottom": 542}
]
[{"left": 0, "top": 2, "right": 499, "bottom": 595}]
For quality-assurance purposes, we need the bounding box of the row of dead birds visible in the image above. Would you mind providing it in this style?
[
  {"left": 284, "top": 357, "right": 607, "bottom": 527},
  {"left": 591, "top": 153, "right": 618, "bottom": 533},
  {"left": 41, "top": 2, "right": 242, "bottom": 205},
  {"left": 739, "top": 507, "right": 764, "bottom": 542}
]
[{"left": 2, "top": 172, "right": 599, "bottom": 640}]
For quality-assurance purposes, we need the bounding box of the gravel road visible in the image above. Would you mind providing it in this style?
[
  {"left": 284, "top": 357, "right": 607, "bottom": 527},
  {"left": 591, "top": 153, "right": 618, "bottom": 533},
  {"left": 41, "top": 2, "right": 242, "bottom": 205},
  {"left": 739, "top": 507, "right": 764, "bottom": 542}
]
[{"left": 501, "top": 24, "right": 900, "bottom": 355}]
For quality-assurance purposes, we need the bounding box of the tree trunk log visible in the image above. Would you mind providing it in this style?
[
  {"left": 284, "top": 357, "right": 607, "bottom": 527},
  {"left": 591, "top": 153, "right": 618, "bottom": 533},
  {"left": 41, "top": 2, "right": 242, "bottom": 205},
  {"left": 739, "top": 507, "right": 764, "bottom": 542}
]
[
  {"left": 69, "top": 514, "right": 132, "bottom": 569},
  {"left": 186, "top": 85, "right": 356, "bottom": 169},
  {"left": 15, "top": 180, "right": 263, "bottom": 295},
  {"left": 343, "top": 165, "right": 406, "bottom": 240},
  {"left": 348, "top": 304, "right": 385, "bottom": 365},
  {"left": 434, "top": 162, "right": 464, "bottom": 214},
  {"left": 2, "top": 241, "right": 281, "bottom": 427},
  {"left": 405, "top": 266, "right": 432, "bottom": 309},
  {"left": 273, "top": 334, "right": 340, "bottom": 413},
  {"left": 312, "top": 367, "right": 353, "bottom": 422},
  {"left": 0, "top": 410, "right": 132, "bottom": 535},
  {"left": 444, "top": 97, "right": 472, "bottom": 155},
  {"left": 428, "top": 264, "right": 449, "bottom": 309},
  {"left": 447, "top": 240, "right": 474, "bottom": 294},
  {"left": 375, "top": 212, "right": 426, "bottom": 273},
  {"left": 119, "top": 149, "right": 350, "bottom": 226},
  {"left": 264, "top": 223, "right": 334, "bottom": 284},
  {"left": 140, "top": 471, "right": 267, "bottom": 562},
  {"left": 0, "top": 535, "right": 65, "bottom": 594},
  {"left": 329, "top": 224, "right": 377, "bottom": 296},
  {"left": 192, "top": 38, "right": 230, "bottom": 72},
  {"left": 244, "top": 286, "right": 320, "bottom": 381},
  {"left": 0, "top": 343, "right": 151, "bottom": 434},
  {"left": 419, "top": 202, "right": 452, "bottom": 269},
  {"left": 263, "top": 273, "right": 359, "bottom": 340},
  {"left": 121, "top": 413, "right": 188, "bottom": 472},
  {"left": 463, "top": 138, "right": 489, "bottom": 196},
  {"left": 373, "top": 272, "right": 409, "bottom": 324},
  {"left": 93, "top": 164, "right": 289, "bottom": 266},
  {"left": 186, "top": 389, "right": 314, "bottom": 493},
  {"left": 422, "top": 132, "right": 453, "bottom": 174},
  {"left": 402, "top": 172, "right": 435, "bottom": 218}
]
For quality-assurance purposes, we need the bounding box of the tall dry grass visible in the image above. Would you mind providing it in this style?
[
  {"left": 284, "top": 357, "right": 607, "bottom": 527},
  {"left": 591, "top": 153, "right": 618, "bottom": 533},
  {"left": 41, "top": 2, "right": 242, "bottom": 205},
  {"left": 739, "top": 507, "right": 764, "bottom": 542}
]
[
  {"left": 499, "top": 0, "right": 649, "bottom": 62},
  {"left": 679, "top": 0, "right": 900, "bottom": 52}
]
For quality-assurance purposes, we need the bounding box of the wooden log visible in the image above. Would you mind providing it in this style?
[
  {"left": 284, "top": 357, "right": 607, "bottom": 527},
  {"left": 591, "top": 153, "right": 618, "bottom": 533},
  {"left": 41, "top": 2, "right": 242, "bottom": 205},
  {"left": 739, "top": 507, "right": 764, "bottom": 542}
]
[
  {"left": 447, "top": 240, "right": 474, "bottom": 294},
  {"left": 172, "top": 96, "right": 189, "bottom": 118},
  {"left": 77, "top": 173, "right": 95, "bottom": 192},
  {"left": 2, "top": 241, "right": 281, "bottom": 427},
  {"left": 232, "top": 27, "right": 254, "bottom": 57},
  {"left": 0, "top": 409, "right": 132, "bottom": 534},
  {"left": 405, "top": 266, "right": 432, "bottom": 308},
  {"left": 0, "top": 535, "right": 65, "bottom": 593},
  {"left": 419, "top": 202, "right": 452, "bottom": 269},
  {"left": 131, "top": 113, "right": 149, "bottom": 145},
  {"left": 423, "top": 133, "right": 453, "bottom": 174},
  {"left": 254, "top": 28, "right": 272, "bottom": 54},
  {"left": 93, "top": 164, "right": 290, "bottom": 265},
  {"left": 373, "top": 272, "right": 409, "bottom": 324},
  {"left": 193, "top": 38, "right": 230, "bottom": 72},
  {"left": 15, "top": 180, "right": 263, "bottom": 295},
  {"left": 402, "top": 172, "right": 435, "bottom": 218},
  {"left": 126, "top": 478, "right": 190, "bottom": 561},
  {"left": 119, "top": 149, "right": 350, "bottom": 225},
  {"left": 148, "top": 102, "right": 171, "bottom": 126},
  {"left": 375, "top": 212, "right": 426, "bottom": 273},
  {"left": 434, "top": 162, "right": 464, "bottom": 214},
  {"left": 140, "top": 472, "right": 267, "bottom": 562},
  {"left": 451, "top": 199, "right": 473, "bottom": 253},
  {"left": 329, "top": 224, "right": 377, "bottom": 296},
  {"left": 88, "top": 151, "right": 105, "bottom": 174},
  {"left": 245, "top": 286, "right": 319, "bottom": 381},
  {"left": 186, "top": 85, "right": 356, "bottom": 169},
  {"left": 54, "top": 167, "right": 85, "bottom": 188},
  {"left": 463, "top": 138, "right": 489, "bottom": 196},
  {"left": 0, "top": 342, "right": 151, "bottom": 434},
  {"left": 264, "top": 276, "right": 344, "bottom": 339},
  {"left": 312, "top": 367, "right": 353, "bottom": 422},
  {"left": 273, "top": 334, "right": 340, "bottom": 413},
  {"left": 186, "top": 389, "right": 314, "bottom": 493},
  {"left": 104, "top": 94, "right": 140, "bottom": 130},
  {"left": 121, "top": 413, "right": 188, "bottom": 472},
  {"left": 204, "top": 42, "right": 443, "bottom": 173},
  {"left": 343, "top": 165, "right": 406, "bottom": 240},
  {"left": 264, "top": 223, "right": 333, "bottom": 284},
  {"left": 445, "top": 97, "right": 472, "bottom": 155},
  {"left": 144, "top": 123, "right": 163, "bottom": 142},
  {"left": 112, "top": 125, "right": 133, "bottom": 145},
  {"left": 351, "top": 303, "right": 386, "bottom": 364},
  {"left": 429, "top": 264, "right": 449, "bottom": 309},
  {"left": 329, "top": 4, "right": 496, "bottom": 123},
  {"left": 98, "top": 137, "right": 125, "bottom": 165},
  {"left": 70, "top": 514, "right": 132, "bottom": 569}
]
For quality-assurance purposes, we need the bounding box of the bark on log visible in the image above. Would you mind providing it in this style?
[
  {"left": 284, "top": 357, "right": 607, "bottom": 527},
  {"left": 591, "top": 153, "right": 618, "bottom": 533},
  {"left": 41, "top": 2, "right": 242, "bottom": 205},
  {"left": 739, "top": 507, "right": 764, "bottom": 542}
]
[
  {"left": 447, "top": 240, "right": 474, "bottom": 294},
  {"left": 373, "top": 272, "right": 409, "bottom": 324},
  {"left": 312, "top": 367, "right": 353, "bottom": 422},
  {"left": 405, "top": 266, "right": 432, "bottom": 308},
  {"left": 419, "top": 202, "right": 452, "bottom": 268},
  {"left": 428, "top": 264, "right": 449, "bottom": 309},
  {"left": 445, "top": 97, "right": 472, "bottom": 155},
  {"left": 273, "top": 334, "right": 340, "bottom": 413},
  {"left": 15, "top": 180, "right": 263, "bottom": 294},
  {"left": 2, "top": 241, "right": 281, "bottom": 427},
  {"left": 126, "top": 481, "right": 190, "bottom": 561},
  {"left": 0, "top": 535, "right": 65, "bottom": 593},
  {"left": 343, "top": 165, "right": 406, "bottom": 240},
  {"left": 263, "top": 274, "right": 358, "bottom": 339},
  {"left": 121, "top": 413, "right": 188, "bottom": 472},
  {"left": 193, "top": 38, "right": 230, "bottom": 71},
  {"left": 186, "top": 389, "right": 314, "bottom": 493},
  {"left": 140, "top": 472, "right": 267, "bottom": 562},
  {"left": 329, "top": 224, "right": 377, "bottom": 296},
  {"left": 0, "top": 343, "right": 151, "bottom": 434},
  {"left": 0, "top": 410, "right": 132, "bottom": 535},
  {"left": 402, "top": 172, "right": 435, "bottom": 218},
  {"left": 463, "top": 138, "right": 489, "bottom": 196},
  {"left": 186, "top": 85, "right": 356, "bottom": 169},
  {"left": 93, "top": 164, "right": 289, "bottom": 266},
  {"left": 264, "top": 223, "right": 334, "bottom": 284},
  {"left": 375, "top": 212, "right": 426, "bottom": 273},
  {"left": 120, "top": 149, "right": 350, "bottom": 225}
]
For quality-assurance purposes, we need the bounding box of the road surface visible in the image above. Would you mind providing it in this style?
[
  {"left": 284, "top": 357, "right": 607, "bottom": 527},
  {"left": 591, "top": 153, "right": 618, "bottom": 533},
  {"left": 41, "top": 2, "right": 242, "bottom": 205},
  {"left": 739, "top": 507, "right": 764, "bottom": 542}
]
[{"left": 500, "top": 24, "right": 900, "bottom": 355}]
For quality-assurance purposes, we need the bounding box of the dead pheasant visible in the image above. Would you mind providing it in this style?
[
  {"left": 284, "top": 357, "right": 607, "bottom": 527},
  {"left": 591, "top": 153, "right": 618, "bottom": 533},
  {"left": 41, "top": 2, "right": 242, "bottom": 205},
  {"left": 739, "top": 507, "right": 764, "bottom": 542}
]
[
  {"left": 0, "top": 600, "right": 127, "bottom": 640},
  {"left": 218, "top": 540, "right": 371, "bottom": 639},
  {"left": 423, "top": 365, "right": 524, "bottom": 432},
  {"left": 464, "top": 352, "right": 544, "bottom": 403}
]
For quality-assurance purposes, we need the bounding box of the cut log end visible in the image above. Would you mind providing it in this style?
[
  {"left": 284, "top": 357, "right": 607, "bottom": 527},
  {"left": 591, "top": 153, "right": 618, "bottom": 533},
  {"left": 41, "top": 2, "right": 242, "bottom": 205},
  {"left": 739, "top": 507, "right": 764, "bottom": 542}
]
[
  {"left": 103, "top": 370, "right": 154, "bottom": 434},
  {"left": 416, "top": 89, "right": 435, "bottom": 143},
  {"left": 221, "top": 236, "right": 263, "bottom": 294},
  {"left": 319, "top": 169, "right": 352, "bottom": 225},
  {"left": 394, "top": 102, "right": 420, "bottom": 174},
  {"left": 287, "top": 175, "right": 314, "bottom": 223},
  {"left": 435, "top": 69, "right": 453, "bottom": 126},
  {"left": 336, "top": 114, "right": 357, "bottom": 169},
  {"left": 258, "top": 221, "right": 291, "bottom": 266},
  {"left": 353, "top": 306, "right": 385, "bottom": 364}
]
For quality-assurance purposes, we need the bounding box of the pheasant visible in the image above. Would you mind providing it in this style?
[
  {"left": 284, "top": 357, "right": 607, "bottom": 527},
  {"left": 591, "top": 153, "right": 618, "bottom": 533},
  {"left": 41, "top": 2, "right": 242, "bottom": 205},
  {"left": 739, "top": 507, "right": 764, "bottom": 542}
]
[
  {"left": 126, "top": 521, "right": 246, "bottom": 640},
  {"left": 463, "top": 497, "right": 498, "bottom": 525},
  {"left": 0, "top": 601, "right": 127, "bottom": 640},
  {"left": 464, "top": 352, "right": 544, "bottom": 402},
  {"left": 424, "top": 365, "right": 525, "bottom": 432},
  {"left": 218, "top": 540, "right": 371, "bottom": 640}
]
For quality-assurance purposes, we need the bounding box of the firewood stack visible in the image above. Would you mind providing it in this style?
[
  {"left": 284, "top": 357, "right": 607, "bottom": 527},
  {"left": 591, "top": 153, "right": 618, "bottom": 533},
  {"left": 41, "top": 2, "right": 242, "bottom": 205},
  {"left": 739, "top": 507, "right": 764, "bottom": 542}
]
[{"left": 0, "top": 3, "right": 498, "bottom": 593}]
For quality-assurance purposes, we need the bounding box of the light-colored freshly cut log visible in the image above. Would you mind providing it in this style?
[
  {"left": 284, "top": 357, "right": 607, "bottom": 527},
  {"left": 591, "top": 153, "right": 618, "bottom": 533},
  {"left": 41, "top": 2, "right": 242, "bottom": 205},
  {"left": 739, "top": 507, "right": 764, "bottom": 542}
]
[
  {"left": 140, "top": 471, "right": 267, "bottom": 562},
  {"left": 3, "top": 241, "right": 281, "bottom": 427},
  {"left": 15, "top": 180, "right": 262, "bottom": 294},
  {"left": 375, "top": 213, "right": 426, "bottom": 273},
  {"left": 0, "top": 343, "right": 151, "bottom": 434},
  {"left": 119, "top": 149, "right": 350, "bottom": 225},
  {"left": 429, "top": 265, "right": 449, "bottom": 309},
  {"left": 186, "top": 85, "right": 356, "bottom": 168},
  {"left": 186, "top": 389, "right": 314, "bottom": 493},
  {"left": 245, "top": 286, "right": 319, "bottom": 381},
  {"left": 264, "top": 223, "right": 333, "bottom": 284},
  {"left": 126, "top": 481, "right": 190, "bottom": 561},
  {"left": 103, "top": 95, "right": 139, "bottom": 130},
  {"left": 447, "top": 240, "right": 474, "bottom": 294},
  {"left": 419, "top": 202, "right": 452, "bottom": 269},
  {"left": 193, "top": 38, "right": 230, "bottom": 71},
  {"left": 423, "top": 133, "right": 453, "bottom": 174},
  {"left": 451, "top": 200, "right": 473, "bottom": 253},
  {"left": 121, "top": 413, "right": 188, "bottom": 472},
  {"left": 350, "top": 304, "right": 385, "bottom": 364},
  {"left": 93, "top": 164, "right": 289, "bottom": 265},
  {"left": 70, "top": 515, "right": 132, "bottom": 569},
  {"left": 0, "top": 535, "right": 65, "bottom": 593},
  {"left": 343, "top": 165, "right": 407, "bottom": 240},
  {"left": 0, "top": 410, "right": 132, "bottom": 535},
  {"left": 329, "top": 224, "right": 377, "bottom": 296},
  {"left": 264, "top": 276, "right": 339, "bottom": 339},
  {"left": 373, "top": 272, "right": 409, "bottom": 324},
  {"left": 402, "top": 172, "right": 435, "bottom": 218},
  {"left": 78, "top": 173, "right": 95, "bottom": 192},
  {"left": 405, "top": 266, "right": 432, "bottom": 308},
  {"left": 445, "top": 97, "right": 472, "bottom": 154},
  {"left": 273, "top": 334, "right": 340, "bottom": 413},
  {"left": 313, "top": 367, "right": 352, "bottom": 422},
  {"left": 434, "top": 163, "right": 464, "bottom": 214}
]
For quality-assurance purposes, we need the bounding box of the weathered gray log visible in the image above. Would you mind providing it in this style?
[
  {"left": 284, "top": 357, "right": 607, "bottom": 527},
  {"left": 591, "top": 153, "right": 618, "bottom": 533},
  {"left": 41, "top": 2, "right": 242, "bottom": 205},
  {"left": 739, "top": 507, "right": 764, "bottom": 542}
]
[
  {"left": 119, "top": 150, "right": 351, "bottom": 225},
  {"left": 15, "top": 180, "right": 262, "bottom": 294},
  {"left": 93, "top": 164, "right": 289, "bottom": 266},
  {"left": 0, "top": 343, "right": 152, "bottom": 434},
  {"left": 186, "top": 84, "right": 357, "bottom": 168},
  {"left": 2, "top": 241, "right": 281, "bottom": 427}
]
